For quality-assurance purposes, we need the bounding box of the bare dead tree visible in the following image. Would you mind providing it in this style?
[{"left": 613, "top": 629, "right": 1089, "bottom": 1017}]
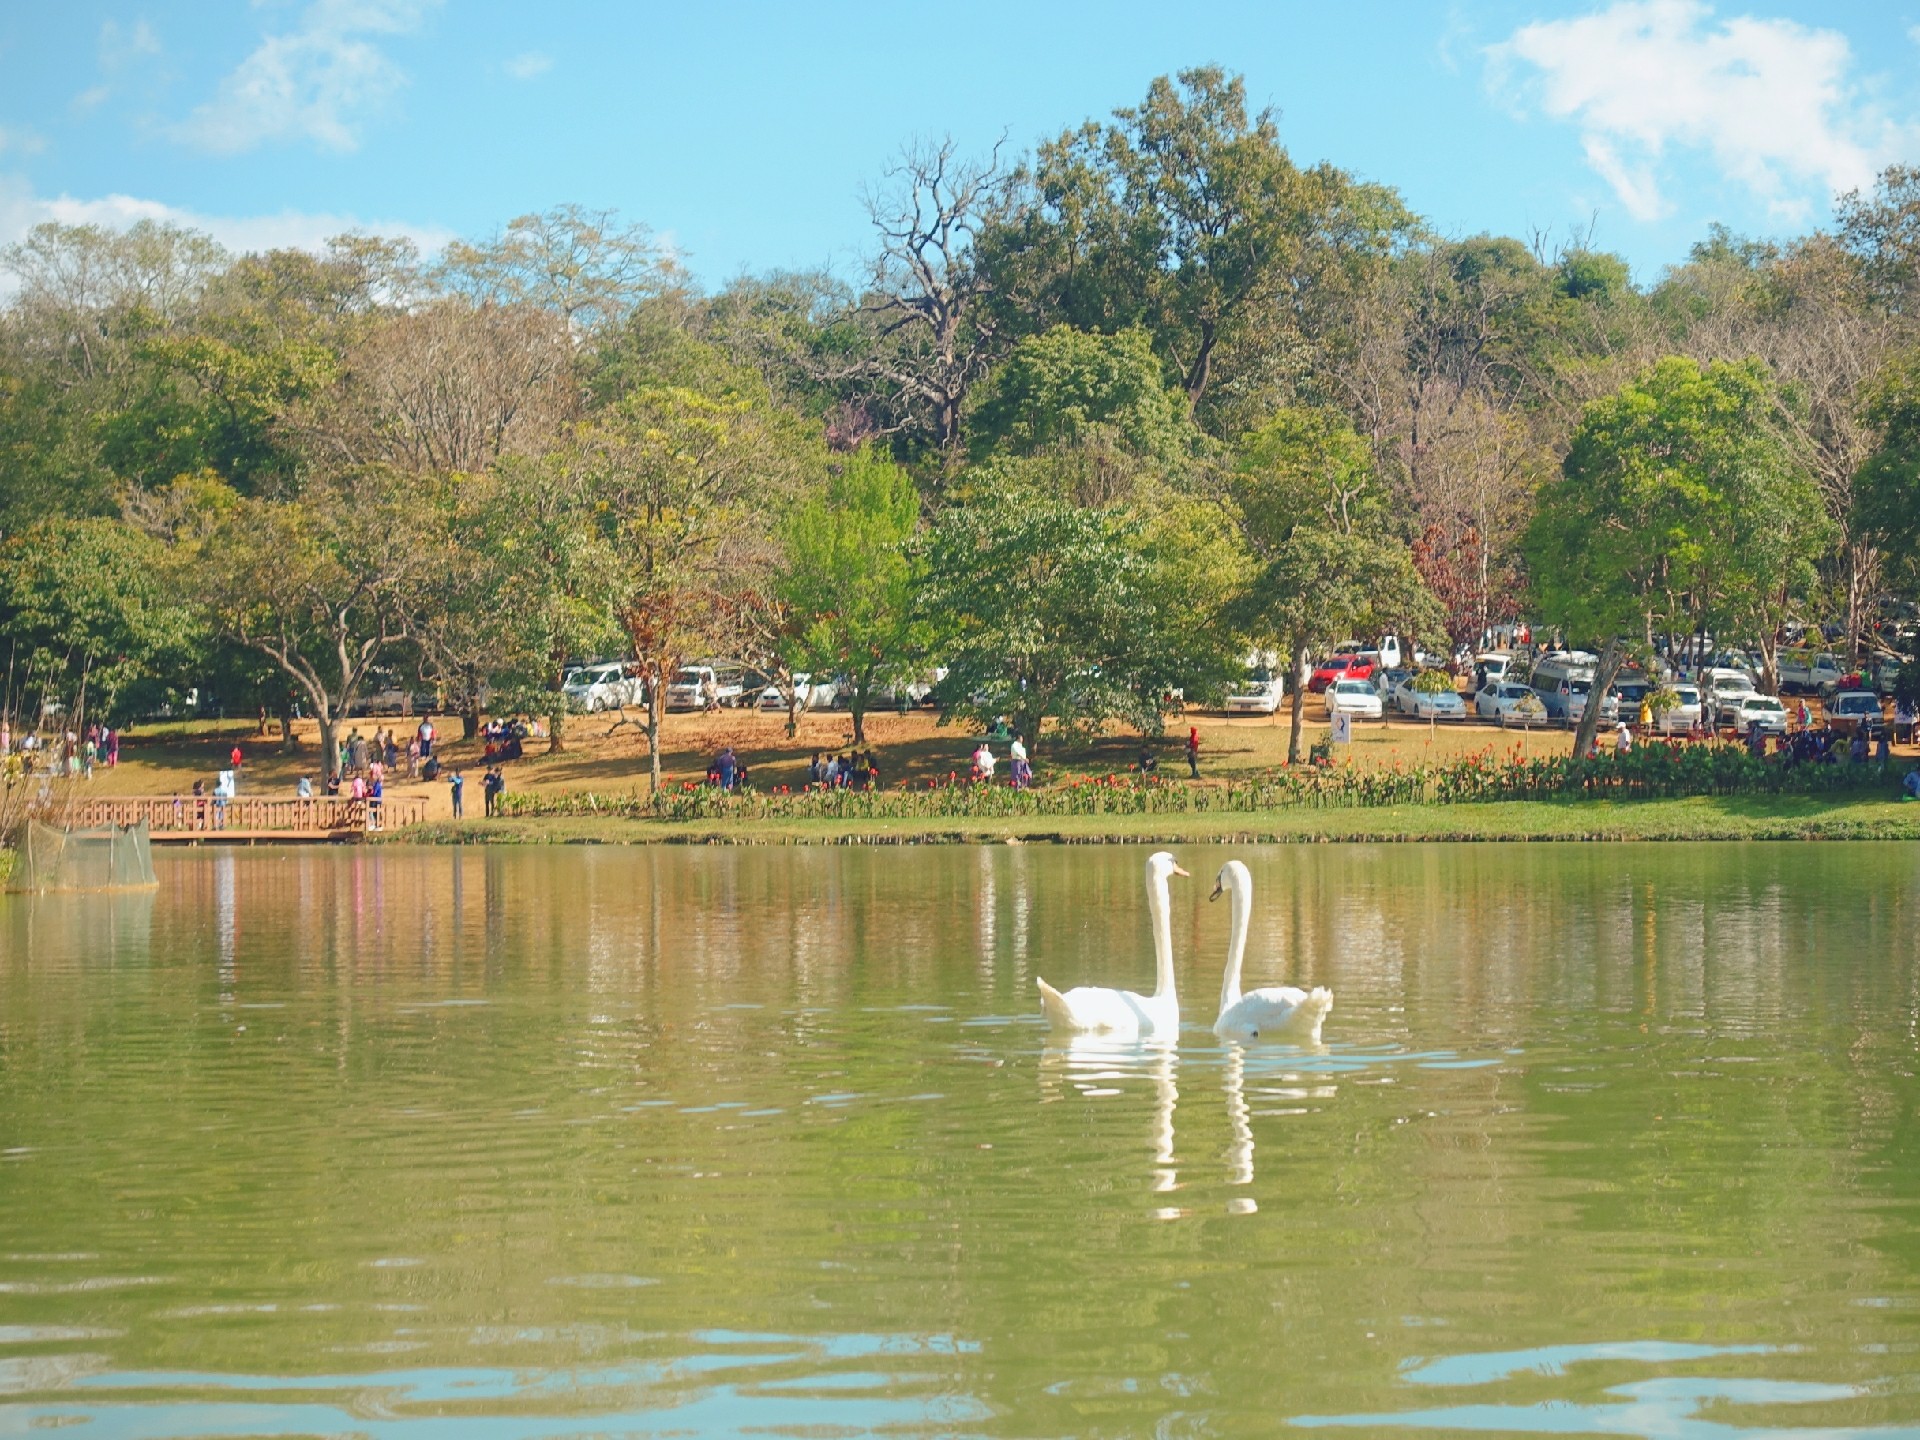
[{"left": 852, "top": 137, "right": 1008, "bottom": 455}]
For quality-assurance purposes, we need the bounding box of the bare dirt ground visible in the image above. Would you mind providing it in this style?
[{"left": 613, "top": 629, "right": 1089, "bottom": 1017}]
[{"left": 80, "top": 689, "right": 1915, "bottom": 825}]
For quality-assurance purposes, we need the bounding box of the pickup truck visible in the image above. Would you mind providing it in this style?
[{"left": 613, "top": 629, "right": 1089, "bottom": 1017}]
[
  {"left": 665, "top": 663, "right": 749, "bottom": 711},
  {"left": 1776, "top": 652, "right": 1845, "bottom": 695},
  {"left": 1824, "top": 690, "right": 1887, "bottom": 737}
]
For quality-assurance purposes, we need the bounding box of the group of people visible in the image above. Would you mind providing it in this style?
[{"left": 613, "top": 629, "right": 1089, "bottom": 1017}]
[
  {"left": 482, "top": 717, "right": 536, "bottom": 763},
  {"left": 707, "top": 747, "right": 749, "bottom": 791},
  {"left": 0, "top": 722, "right": 122, "bottom": 781},
  {"left": 974, "top": 733, "right": 1034, "bottom": 788},
  {"left": 807, "top": 750, "right": 878, "bottom": 790}
]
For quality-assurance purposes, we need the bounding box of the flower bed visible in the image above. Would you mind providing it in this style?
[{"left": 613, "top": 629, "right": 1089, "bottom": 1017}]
[{"left": 494, "top": 741, "right": 1897, "bottom": 823}]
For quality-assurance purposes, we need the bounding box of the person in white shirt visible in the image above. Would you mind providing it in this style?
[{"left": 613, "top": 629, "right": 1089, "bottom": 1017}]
[{"left": 973, "top": 742, "right": 996, "bottom": 781}]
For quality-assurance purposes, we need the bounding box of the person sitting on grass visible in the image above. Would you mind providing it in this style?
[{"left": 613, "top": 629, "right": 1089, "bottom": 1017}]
[
  {"left": 972, "top": 741, "right": 996, "bottom": 783},
  {"left": 1903, "top": 766, "right": 1920, "bottom": 801},
  {"left": 1137, "top": 745, "right": 1158, "bottom": 775}
]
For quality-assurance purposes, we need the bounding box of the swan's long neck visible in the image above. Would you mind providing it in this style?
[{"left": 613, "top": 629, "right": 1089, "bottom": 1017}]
[
  {"left": 1148, "top": 866, "right": 1177, "bottom": 1002},
  {"left": 1219, "top": 868, "right": 1250, "bottom": 1014}
]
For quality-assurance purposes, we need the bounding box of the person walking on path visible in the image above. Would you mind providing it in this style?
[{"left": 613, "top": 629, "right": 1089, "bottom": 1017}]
[{"left": 1185, "top": 727, "right": 1200, "bottom": 779}]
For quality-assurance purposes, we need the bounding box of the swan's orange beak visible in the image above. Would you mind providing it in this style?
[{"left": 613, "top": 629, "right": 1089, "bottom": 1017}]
[{"left": 1171, "top": 863, "right": 1190, "bottom": 879}]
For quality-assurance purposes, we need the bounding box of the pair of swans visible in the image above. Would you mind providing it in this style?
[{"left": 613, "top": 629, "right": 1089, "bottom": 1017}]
[{"left": 1035, "top": 851, "right": 1333, "bottom": 1043}]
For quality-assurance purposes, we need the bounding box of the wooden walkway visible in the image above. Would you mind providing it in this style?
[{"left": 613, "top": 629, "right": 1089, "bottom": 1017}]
[{"left": 67, "top": 795, "right": 430, "bottom": 844}]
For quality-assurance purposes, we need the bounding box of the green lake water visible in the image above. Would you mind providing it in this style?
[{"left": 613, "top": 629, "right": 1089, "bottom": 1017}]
[{"left": 2, "top": 841, "right": 1919, "bottom": 1438}]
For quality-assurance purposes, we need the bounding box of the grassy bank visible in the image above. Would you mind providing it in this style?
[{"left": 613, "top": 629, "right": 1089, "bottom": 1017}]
[{"left": 394, "top": 793, "right": 1920, "bottom": 846}]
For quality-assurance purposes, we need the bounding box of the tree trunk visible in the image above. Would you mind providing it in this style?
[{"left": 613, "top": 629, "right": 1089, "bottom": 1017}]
[
  {"left": 460, "top": 702, "right": 480, "bottom": 741},
  {"left": 316, "top": 712, "right": 339, "bottom": 782},
  {"left": 1286, "top": 651, "right": 1311, "bottom": 765},
  {"left": 1570, "top": 638, "right": 1626, "bottom": 760},
  {"left": 850, "top": 679, "right": 868, "bottom": 746},
  {"left": 644, "top": 682, "right": 663, "bottom": 796}
]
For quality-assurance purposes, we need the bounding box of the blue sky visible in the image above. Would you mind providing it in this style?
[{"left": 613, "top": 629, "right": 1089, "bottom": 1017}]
[{"left": 2, "top": 1, "right": 1918, "bottom": 288}]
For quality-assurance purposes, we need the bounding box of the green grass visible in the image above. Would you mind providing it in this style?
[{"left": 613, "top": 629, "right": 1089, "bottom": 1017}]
[{"left": 392, "top": 793, "right": 1920, "bottom": 847}]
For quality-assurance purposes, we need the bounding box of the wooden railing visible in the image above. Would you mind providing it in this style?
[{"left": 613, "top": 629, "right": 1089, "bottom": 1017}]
[{"left": 67, "top": 794, "right": 430, "bottom": 835}]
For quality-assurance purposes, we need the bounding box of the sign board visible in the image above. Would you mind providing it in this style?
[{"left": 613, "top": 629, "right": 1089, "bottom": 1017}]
[{"left": 1329, "top": 711, "right": 1353, "bottom": 745}]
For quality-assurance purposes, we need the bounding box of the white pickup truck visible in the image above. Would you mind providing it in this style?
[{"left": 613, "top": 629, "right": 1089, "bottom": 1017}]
[
  {"left": 1776, "top": 652, "right": 1845, "bottom": 695},
  {"left": 665, "top": 663, "right": 749, "bottom": 711}
]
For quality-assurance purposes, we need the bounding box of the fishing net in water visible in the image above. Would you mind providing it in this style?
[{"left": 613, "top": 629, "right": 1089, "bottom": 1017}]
[{"left": 7, "top": 819, "right": 157, "bottom": 893}]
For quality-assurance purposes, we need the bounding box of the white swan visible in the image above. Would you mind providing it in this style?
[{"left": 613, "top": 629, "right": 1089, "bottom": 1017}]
[
  {"left": 1211, "top": 860, "right": 1333, "bottom": 1043},
  {"left": 1036, "top": 851, "right": 1188, "bottom": 1037}
]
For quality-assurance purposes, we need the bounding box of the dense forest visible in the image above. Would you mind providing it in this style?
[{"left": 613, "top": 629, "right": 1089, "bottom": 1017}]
[{"left": 3, "top": 68, "right": 1918, "bottom": 780}]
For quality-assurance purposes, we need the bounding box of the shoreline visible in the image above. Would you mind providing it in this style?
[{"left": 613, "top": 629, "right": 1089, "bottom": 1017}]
[{"left": 380, "top": 794, "right": 1920, "bottom": 847}]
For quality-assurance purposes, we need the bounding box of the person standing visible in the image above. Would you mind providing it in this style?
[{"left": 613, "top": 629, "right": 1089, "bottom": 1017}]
[
  {"left": 417, "top": 716, "right": 434, "bottom": 760},
  {"left": 449, "top": 768, "right": 464, "bottom": 819},
  {"left": 367, "top": 772, "right": 383, "bottom": 831},
  {"left": 716, "top": 746, "right": 738, "bottom": 792},
  {"left": 1185, "top": 727, "right": 1200, "bottom": 779}
]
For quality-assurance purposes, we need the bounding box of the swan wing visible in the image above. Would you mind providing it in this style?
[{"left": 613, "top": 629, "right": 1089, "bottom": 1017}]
[
  {"left": 1214, "top": 985, "right": 1333, "bottom": 1043},
  {"left": 1037, "top": 980, "right": 1172, "bottom": 1036}
]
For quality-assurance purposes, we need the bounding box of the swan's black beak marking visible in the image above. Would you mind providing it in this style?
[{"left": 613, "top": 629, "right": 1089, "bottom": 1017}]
[{"left": 1208, "top": 880, "right": 1224, "bottom": 902}]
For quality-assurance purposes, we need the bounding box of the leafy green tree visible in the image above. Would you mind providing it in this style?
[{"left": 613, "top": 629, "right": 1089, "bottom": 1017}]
[
  {"left": 1525, "top": 355, "right": 1824, "bottom": 758},
  {"left": 776, "top": 446, "right": 921, "bottom": 743},
  {"left": 1228, "top": 407, "right": 1437, "bottom": 763},
  {"left": 573, "top": 382, "right": 817, "bottom": 792},
  {"left": 920, "top": 461, "right": 1232, "bottom": 751},
  {"left": 0, "top": 516, "right": 203, "bottom": 727},
  {"left": 1857, "top": 348, "right": 1920, "bottom": 595},
  {"left": 980, "top": 68, "right": 1411, "bottom": 431},
  {"left": 967, "top": 325, "right": 1194, "bottom": 462},
  {"left": 155, "top": 472, "right": 426, "bottom": 776}
]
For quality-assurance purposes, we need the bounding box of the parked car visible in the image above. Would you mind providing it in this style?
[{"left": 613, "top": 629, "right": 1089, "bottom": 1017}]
[
  {"left": 1225, "top": 675, "right": 1285, "bottom": 714},
  {"left": 665, "top": 663, "right": 749, "bottom": 711},
  {"left": 1325, "top": 677, "right": 1383, "bottom": 720},
  {"left": 1395, "top": 680, "right": 1466, "bottom": 720},
  {"left": 1653, "top": 684, "right": 1703, "bottom": 734},
  {"left": 1371, "top": 666, "right": 1414, "bottom": 702},
  {"left": 563, "top": 661, "right": 640, "bottom": 713},
  {"left": 1706, "top": 671, "right": 1760, "bottom": 727},
  {"left": 1777, "top": 651, "right": 1845, "bottom": 695},
  {"left": 1875, "top": 660, "right": 1903, "bottom": 698},
  {"left": 1824, "top": 690, "right": 1888, "bottom": 737},
  {"left": 1309, "top": 654, "right": 1375, "bottom": 693},
  {"left": 1729, "top": 694, "right": 1789, "bottom": 737},
  {"left": 758, "top": 673, "right": 840, "bottom": 712},
  {"left": 1474, "top": 681, "right": 1547, "bottom": 726}
]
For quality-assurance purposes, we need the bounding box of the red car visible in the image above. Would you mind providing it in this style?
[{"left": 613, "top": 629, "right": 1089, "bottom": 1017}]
[{"left": 1309, "top": 654, "right": 1375, "bottom": 693}]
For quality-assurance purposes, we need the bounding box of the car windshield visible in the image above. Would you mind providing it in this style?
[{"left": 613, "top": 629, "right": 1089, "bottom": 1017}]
[
  {"left": 1673, "top": 687, "right": 1699, "bottom": 703},
  {"left": 1748, "top": 698, "right": 1783, "bottom": 712},
  {"left": 671, "top": 670, "right": 703, "bottom": 687},
  {"left": 1568, "top": 680, "right": 1591, "bottom": 695},
  {"left": 1835, "top": 695, "right": 1873, "bottom": 713},
  {"left": 1323, "top": 658, "right": 1351, "bottom": 671}
]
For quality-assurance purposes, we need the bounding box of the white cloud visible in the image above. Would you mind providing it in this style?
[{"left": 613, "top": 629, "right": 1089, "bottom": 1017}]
[
  {"left": 75, "top": 18, "right": 163, "bottom": 112},
  {"left": 0, "top": 128, "right": 47, "bottom": 158},
  {"left": 504, "top": 50, "right": 552, "bottom": 81},
  {"left": 1488, "top": 0, "right": 1912, "bottom": 222},
  {"left": 0, "top": 172, "right": 454, "bottom": 294},
  {"left": 171, "top": 0, "right": 440, "bottom": 155}
]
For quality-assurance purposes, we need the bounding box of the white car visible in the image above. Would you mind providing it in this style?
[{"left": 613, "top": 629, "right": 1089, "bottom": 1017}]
[
  {"left": 562, "top": 661, "right": 639, "bottom": 713},
  {"left": 1394, "top": 678, "right": 1466, "bottom": 719},
  {"left": 1225, "top": 677, "right": 1284, "bottom": 714},
  {"left": 1372, "top": 667, "right": 1414, "bottom": 702},
  {"left": 1653, "top": 684, "right": 1703, "bottom": 734},
  {"left": 1325, "top": 677, "right": 1383, "bottom": 721},
  {"left": 1729, "top": 694, "right": 1788, "bottom": 736},
  {"left": 758, "top": 673, "right": 839, "bottom": 712},
  {"left": 666, "top": 663, "right": 749, "bottom": 711},
  {"left": 1707, "top": 675, "right": 1760, "bottom": 727},
  {"left": 1475, "top": 681, "right": 1547, "bottom": 726}
]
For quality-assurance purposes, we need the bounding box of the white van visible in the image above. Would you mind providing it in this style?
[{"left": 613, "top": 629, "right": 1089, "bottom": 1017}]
[{"left": 665, "top": 662, "right": 748, "bottom": 711}]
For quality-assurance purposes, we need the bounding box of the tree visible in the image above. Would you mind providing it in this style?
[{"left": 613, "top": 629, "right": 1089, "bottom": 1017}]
[
  {"left": 436, "top": 205, "right": 674, "bottom": 333},
  {"left": 0, "top": 516, "right": 202, "bottom": 728},
  {"left": 980, "top": 68, "right": 1411, "bottom": 432},
  {"left": 1525, "top": 356, "right": 1824, "bottom": 758},
  {"left": 574, "top": 383, "right": 815, "bottom": 793},
  {"left": 157, "top": 472, "right": 425, "bottom": 776},
  {"left": 852, "top": 138, "right": 1008, "bottom": 456},
  {"left": 966, "top": 325, "right": 1195, "bottom": 462},
  {"left": 920, "top": 463, "right": 1230, "bottom": 750},
  {"left": 1857, "top": 348, "right": 1920, "bottom": 595},
  {"left": 295, "top": 299, "right": 576, "bottom": 474},
  {"left": 776, "top": 446, "right": 921, "bottom": 743},
  {"left": 1227, "top": 408, "right": 1436, "bottom": 763}
]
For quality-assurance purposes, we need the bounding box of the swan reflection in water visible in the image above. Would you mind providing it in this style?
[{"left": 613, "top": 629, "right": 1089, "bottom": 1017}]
[{"left": 1039, "top": 1035, "right": 1181, "bottom": 1208}]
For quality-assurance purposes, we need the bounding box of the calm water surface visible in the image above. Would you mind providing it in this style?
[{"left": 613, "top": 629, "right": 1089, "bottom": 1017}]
[{"left": 2, "top": 842, "right": 1919, "bottom": 1438}]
